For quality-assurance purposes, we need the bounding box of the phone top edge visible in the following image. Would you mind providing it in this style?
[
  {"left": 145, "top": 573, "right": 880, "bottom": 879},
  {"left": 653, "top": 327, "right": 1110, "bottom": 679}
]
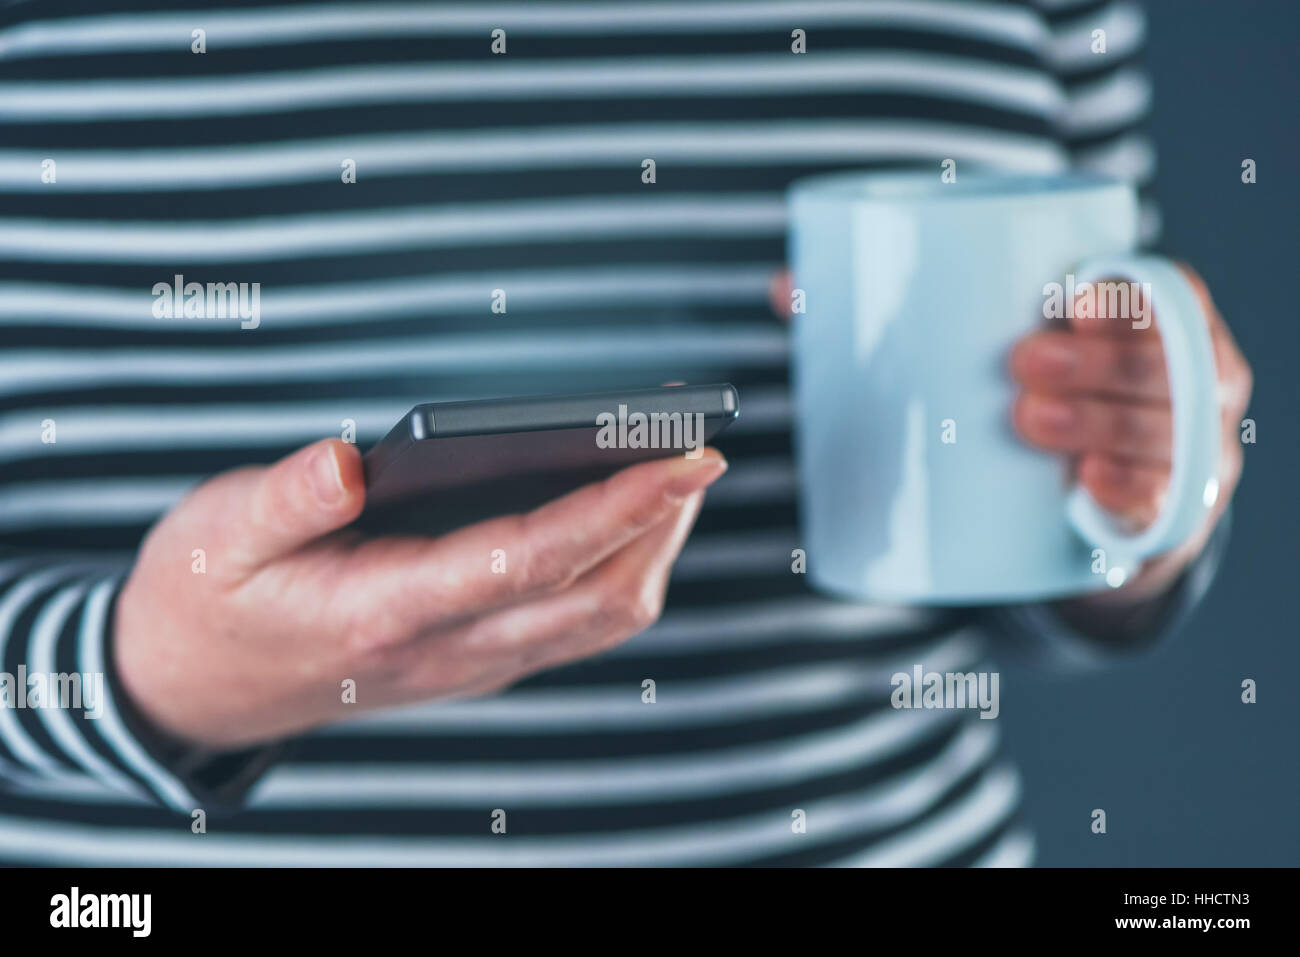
[{"left": 412, "top": 383, "right": 739, "bottom": 438}]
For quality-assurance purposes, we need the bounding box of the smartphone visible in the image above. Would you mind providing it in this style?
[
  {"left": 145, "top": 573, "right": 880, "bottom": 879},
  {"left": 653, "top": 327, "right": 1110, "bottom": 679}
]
[{"left": 356, "top": 383, "right": 739, "bottom": 536}]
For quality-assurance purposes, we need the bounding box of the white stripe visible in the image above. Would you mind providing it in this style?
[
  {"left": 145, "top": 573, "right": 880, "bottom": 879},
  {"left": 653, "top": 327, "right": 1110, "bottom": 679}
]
[
  {"left": 0, "top": 755, "right": 62, "bottom": 791},
  {"left": 27, "top": 581, "right": 152, "bottom": 800},
  {"left": 1074, "top": 131, "right": 1155, "bottom": 183},
  {"left": 0, "top": 327, "right": 787, "bottom": 398},
  {"left": 0, "top": 265, "right": 775, "bottom": 329},
  {"left": 327, "top": 628, "right": 983, "bottom": 733},
  {"left": 0, "top": 719, "right": 1001, "bottom": 865},
  {"left": 0, "top": 2, "right": 1045, "bottom": 59},
  {"left": 832, "top": 763, "right": 1021, "bottom": 866},
  {"left": 0, "top": 403, "right": 409, "bottom": 459},
  {"left": 0, "top": 568, "right": 95, "bottom": 773},
  {"left": 610, "top": 595, "right": 942, "bottom": 656},
  {"left": 0, "top": 54, "right": 1063, "bottom": 120},
  {"left": 0, "top": 478, "right": 196, "bottom": 531},
  {"left": 0, "top": 195, "right": 787, "bottom": 263},
  {"left": 0, "top": 122, "right": 1068, "bottom": 191},
  {"left": 256, "top": 705, "right": 963, "bottom": 808},
  {"left": 1060, "top": 68, "right": 1151, "bottom": 137},
  {"left": 76, "top": 578, "right": 197, "bottom": 812},
  {"left": 1, "top": 771, "right": 151, "bottom": 806},
  {"left": 1047, "top": 2, "right": 1145, "bottom": 73},
  {"left": 970, "top": 826, "right": 1036, "bottom": 867}
]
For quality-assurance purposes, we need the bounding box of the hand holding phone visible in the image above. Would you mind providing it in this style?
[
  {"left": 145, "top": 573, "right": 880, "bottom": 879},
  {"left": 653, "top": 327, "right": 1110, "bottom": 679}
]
[{"left": 113, "top": 438, "right": 728, "bottom": 750}]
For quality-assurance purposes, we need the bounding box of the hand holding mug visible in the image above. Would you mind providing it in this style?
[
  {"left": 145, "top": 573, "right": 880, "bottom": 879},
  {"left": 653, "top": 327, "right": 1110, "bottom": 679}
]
[{"left": 1009, "top": 263, "right": 1251, "bottom": 605}]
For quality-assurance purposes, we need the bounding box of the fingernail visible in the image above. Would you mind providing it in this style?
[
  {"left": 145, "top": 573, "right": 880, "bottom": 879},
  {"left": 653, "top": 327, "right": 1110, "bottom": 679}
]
[
  {"left": 307, "top": 443, "right": 346, "bottom": 506},
  {"left": 1031, "top": 397, "right": 1078, "bottom": 432},
  {"left": 664, "top": 451, "right": 728, "bottom": 502}
]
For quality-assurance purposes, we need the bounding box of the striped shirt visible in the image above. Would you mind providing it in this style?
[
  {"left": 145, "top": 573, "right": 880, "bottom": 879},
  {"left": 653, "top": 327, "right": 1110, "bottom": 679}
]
[{"left": 0, "top": 0, "right": 1220, "bottom": 866}]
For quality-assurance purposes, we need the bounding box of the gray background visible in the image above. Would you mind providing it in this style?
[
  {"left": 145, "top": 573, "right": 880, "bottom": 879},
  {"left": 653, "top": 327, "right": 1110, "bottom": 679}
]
[{"left": 999, "top": 0, "right": 1299, "bottom": 866}]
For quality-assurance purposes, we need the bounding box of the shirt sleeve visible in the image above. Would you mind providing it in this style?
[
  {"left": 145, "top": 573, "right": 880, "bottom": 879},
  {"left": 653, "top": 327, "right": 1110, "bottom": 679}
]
[
  {"left": 0, "top": 556, "right": 285, "bottom": 814},
  {"left": 980, "top": 507, "right": 1230, "bottom": 671}
]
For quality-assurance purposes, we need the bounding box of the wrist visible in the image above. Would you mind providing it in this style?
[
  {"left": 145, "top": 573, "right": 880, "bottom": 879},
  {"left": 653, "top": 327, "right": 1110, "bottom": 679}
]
[{"left": 1050, "top": 523, "right": 1213, "bottom": 639}]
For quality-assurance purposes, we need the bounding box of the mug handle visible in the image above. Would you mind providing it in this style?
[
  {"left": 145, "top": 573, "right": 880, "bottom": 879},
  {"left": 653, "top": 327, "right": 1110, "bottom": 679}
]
[{"left": 1064, "top": 256, "right": 1220, "bottom": 580}]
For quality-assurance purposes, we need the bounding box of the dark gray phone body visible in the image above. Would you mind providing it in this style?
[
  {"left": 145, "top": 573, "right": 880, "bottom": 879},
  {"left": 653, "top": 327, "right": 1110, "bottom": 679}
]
[{"left": 358, "top": 384, "right": 739, "bottom": 535}]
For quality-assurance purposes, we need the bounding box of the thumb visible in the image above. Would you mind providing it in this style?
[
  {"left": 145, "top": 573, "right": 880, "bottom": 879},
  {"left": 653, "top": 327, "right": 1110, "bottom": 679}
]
[{"left": 227, "top": 438, "right": 366, "bottom": 570}]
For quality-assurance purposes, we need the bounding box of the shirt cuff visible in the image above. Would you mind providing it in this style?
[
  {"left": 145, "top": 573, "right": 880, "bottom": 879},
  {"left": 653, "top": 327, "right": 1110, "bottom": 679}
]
[
  {"left": 96, "top": 576, "right": 288, "bottom": 814},
  {"left": 982, "top": 506, "right": 1232, "bottom": 672}
]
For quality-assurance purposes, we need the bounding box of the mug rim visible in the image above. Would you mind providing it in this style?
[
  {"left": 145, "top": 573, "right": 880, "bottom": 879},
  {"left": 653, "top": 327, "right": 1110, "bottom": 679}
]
[{"left": 788, "top": 169, "right": 1130, "bottom": 204}]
